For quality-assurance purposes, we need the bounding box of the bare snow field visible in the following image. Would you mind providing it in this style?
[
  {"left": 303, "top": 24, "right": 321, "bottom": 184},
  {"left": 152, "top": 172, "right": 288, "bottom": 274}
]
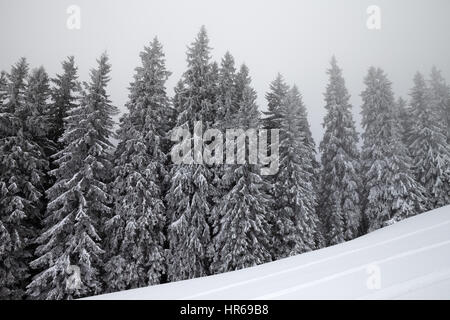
[{"left": 90, "top": 205, "right": 450, "bottom": 300}]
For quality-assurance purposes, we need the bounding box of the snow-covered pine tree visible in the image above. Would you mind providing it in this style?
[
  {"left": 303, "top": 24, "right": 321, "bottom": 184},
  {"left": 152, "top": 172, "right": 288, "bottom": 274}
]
[
  {"left": 395, "top": 97, "right": 412, "bottom": 147},
  {"left": 292, "top": 91, "right": 322, "bottom": 249},
  {"left": 234, "top": 64, "right": 250, "bottom": 102},
  {"left": 27, "top": 53, "right": 118, "bottom": 299},
  {"left": 263, "top": 74, "right": 289, "bottom": 136},
  {"left": 0, "top": 72, "right": 7, "bottom": 106},
  {"left": 0, "top": 71, "right": 8, "bottom": 137},
  {"left": 298, "top": 92, "right": 321, "bottom": 201},
  {"left": 273, "top": 85, "right": 319, "bottom": 258},
  {"left": 23, "top": 65, "right": 54, "bottom": 212},
  {"left": 211, "top": 64, "right": 272, "bottom": 273},
  {"left": 209, "top": 52, "right": 239, "bottom": 243},
  {"left": 166, "top": 26, "right": 218, "bottom": 281},
  {"left": 172, "top": 80, "right": 186, "bottom": 115},
  {"left": 0, "top": 59, "right": 28, "bottom": 138},
  {"left": 361, "top": 67, "right": 426, "bottom": 232},
  {"left": 216, "top": 52, "right": 237, "bottom": 127},
  {"left": 166, "top": 80, "right": 186, "bottom": 159},
  {"left": 25, "top": 67, "right": 54, "bottom": 161},
  {"left": 262, "top": 74, "right": 288, "bottom": 258},
  {"left": 408, "top": 72, "right": 450, "bottom": 209},
  {"left": 318, "top": 57, "right": 362, "bottom": 245},
  {"left": 429, "top": 67, "right": 450, "bottom": 144},
  {"left": 103, "top": 38, "right": 170, "bottom": 292},
  {"left": 49, "top": 56, "right": 78, "bottom": 147},
  {"left": 0, "top": 59, "right": 50, "bottom": 299}
]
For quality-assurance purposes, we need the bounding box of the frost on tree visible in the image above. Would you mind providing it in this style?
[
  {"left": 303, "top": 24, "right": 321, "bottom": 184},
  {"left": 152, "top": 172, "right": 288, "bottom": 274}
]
[
  {"left": 0, "top": 72, "right": 7, "bottom": 105},
  {"left": 394, "top": 97, "right": 412, "bottom": 147},
  {"left": 103, "top": 38, "right": 170, "bottom": 292},
  {"left": 27, "top": 54, "right": 118, "bottom": 299},
  {"left": 211, "top": 64, "right": 272, "bottom": 273},
  {"left": 166, "top": 26, "right": 218, "bottom": 281},
  {"left": 0, "top": 60, "right": 49, "bottom": 299},
  {"left": 429, "top": 67, "right": 450, "bottom": 145},
  {"left": 274, "top": 85, "right": 320, "bottom": 258},
  {"left": 262, "top": 75, "right": 288, "bottom": 257},
  {"left": 318, "top": 57, "right": 362, "bottom": 245},
  {"left": 50, "top": 56, "right": 79, "bottom": 148},
  {"left": 263, "top": 74, "right": 321, "bottom": 258},
  {"left": 209, "top": 52, "right": 240, "bottom": 245},
  {"left": 216, "top": 52, "right": 238, "bottom": 129},
  {"left": 263, "top": 74, "right": 289, "bottom": 138},
  {"left": 408, "top": 72, "right": 450, "bottom": 210},
  {"left": 25, "top": 67, "right": 55, "bottom": 161},
  {"left": 360, "top": 67, "right": 426, "bottom": 232}
]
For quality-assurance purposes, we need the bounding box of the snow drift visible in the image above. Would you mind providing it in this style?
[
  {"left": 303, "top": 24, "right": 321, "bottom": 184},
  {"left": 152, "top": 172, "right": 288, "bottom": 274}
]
[{"left": 90, "top": 205, "right": 450, "bottom": 300}]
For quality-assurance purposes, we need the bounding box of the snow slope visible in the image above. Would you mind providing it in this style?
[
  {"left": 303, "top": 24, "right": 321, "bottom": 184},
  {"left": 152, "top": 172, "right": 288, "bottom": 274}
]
[{"left": 91, "top": 205, "right": 450, "bottom": 300}]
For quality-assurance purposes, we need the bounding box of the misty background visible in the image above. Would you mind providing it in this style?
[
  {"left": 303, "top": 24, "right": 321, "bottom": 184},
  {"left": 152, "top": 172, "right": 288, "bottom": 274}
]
[{"left": 1, "top": 0, "right": 449, "bottom": 145}]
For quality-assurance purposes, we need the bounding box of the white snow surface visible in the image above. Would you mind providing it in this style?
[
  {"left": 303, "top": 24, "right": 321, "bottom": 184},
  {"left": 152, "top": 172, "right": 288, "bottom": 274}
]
[{"left": 90, "top": 205, "right": 450, "bottom": 300}]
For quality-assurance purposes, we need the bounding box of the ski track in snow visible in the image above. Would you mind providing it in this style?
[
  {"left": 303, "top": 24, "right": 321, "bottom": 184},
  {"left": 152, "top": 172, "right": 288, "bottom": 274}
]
[
  {"left": 91, "top": 206, "right": 450, "bottom": 300},
  {"left": 255, "top": 239, "right": 450, "bottom": 299},
  {"left": 181, "top": 217, "right": 450, "bottom": 299}
]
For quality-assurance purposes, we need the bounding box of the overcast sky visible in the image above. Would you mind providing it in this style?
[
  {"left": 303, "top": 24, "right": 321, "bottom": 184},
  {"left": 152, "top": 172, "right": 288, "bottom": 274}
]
[{"left": 1, "top": 0, "right": 449, "bottom": 144}]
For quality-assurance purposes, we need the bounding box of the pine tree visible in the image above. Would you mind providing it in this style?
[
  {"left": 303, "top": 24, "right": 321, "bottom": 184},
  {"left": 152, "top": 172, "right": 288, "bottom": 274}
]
[
  {"left": 429, "top": 67, "right": 450, "bottom": 144},
  {"left": 104, "top": 38, "right": 170, "bottom": 292},
  {"left": 25, "top": 67, "right": 54, "bottom": 159},
  {"left": 50, "top": 56, "right": 79, "bottom": 147},
  {"left": 27, "top": 53, "right": 117, "bottom": 299},
  {"left": 361, "top": 67, "right": 426, "bottom": 232},
  {"left": 264, "top": 74, "right": 289, "bottom": 135},
  {"left": 0, "top": 59, "right": 49, "bottom": 299},
  {"left": 0, "top": 71, "right": 7, "bottom": 106},
  {"left": 262, "top": 74, "right": 288, "bottom": 253},
  {"left": 318, "top": 57, "right": 362, "bottom": 245},
  {"left": 216, "top": 52, "right": 237, "bottom": 127},
  {"left": 291, "top": 86, "right": 323, "bottom": 249},
  {"left": 408, "top": 72, "right": 450, "bottom": 209},
  {"left": 209, "top": 52, "right": 239, "bottom": 244},
  {"left": 211, "top": 64, "right": 272, "bottom": 273},
  {"left": 298, "top": 92, "right": 321, "bottom": 200},
  {"left": 273, "top": 85, "right": 319, "bottom": 258},
  {"left": 166, "top": 26, "right": 218, "bottom": 281},
  {"left": 395, "top": 97, "right": 412, "bottom": 147}
]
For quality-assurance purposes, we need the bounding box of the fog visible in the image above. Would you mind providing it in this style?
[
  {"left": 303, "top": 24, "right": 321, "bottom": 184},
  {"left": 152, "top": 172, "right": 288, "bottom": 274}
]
[{"left": 1, "top": 0, "right": 449, "bottom": 144}]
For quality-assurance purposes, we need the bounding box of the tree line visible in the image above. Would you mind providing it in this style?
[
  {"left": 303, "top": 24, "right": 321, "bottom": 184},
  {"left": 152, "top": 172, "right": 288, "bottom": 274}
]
[{"left": 0, "top": 26, "right": 449, "bottom": 299}]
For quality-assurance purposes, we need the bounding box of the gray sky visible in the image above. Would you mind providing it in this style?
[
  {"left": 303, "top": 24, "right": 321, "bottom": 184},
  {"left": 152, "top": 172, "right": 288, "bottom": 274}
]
[{"left": 1, "top": 0, "right": 449, "bottom": 144}]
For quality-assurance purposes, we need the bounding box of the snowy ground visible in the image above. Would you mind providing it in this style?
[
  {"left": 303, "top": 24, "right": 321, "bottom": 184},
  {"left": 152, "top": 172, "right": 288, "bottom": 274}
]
[{"left": 90, "top": 205, "right": 450, "bottom": 300}]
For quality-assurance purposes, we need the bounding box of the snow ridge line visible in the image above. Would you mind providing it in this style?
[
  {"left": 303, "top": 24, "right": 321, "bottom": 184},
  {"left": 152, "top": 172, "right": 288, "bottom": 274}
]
[
  {"left": 181, "top": 217, "right": 450, "bottom": 299},
  {"left": 254, "top": 239, "right": 450, "bottom": 299}
]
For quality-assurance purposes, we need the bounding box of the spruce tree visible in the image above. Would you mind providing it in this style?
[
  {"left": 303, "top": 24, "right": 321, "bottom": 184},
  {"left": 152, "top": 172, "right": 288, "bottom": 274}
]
[
  {"left": 361, "top": 67, "right": 426, "bottom": 232},
  {"left": 408, "top": 72, "right": 450, "bottom": 209},
  {"left": 273, "top": 85, "right": 319, "bottom": 258},
  {"left": 262, "top": 74, "right": 288, "bottom": 255},
  {"left": 318, "top": 57, "right": 362, "bottom": 245},
  {"left": 216, "top": 52, "right": 237, "bottom": 127},
  {"left": 263, "top": 74, "right": 289, "bottom": 136},
  {"left": 0, "top": 59, "right": 49, "bottom": 299},
  {"left": 166, "top": 26, "right": 218, "bottom": 281},
  {"left": 211, "top": 65, "right": 272, "bottom": 273},
  {"left": 0, "top": 71, "right": 7, "bottom": 106},
  {"left": 25, "top": 67, "right": 54, "bottom": 160},
  {"left": 395, "top": 97, "right": 412, "bottom": 147},
  {"left": 209, "top": 52, "right": 239, "bottom": 241},
  {"left": 104, "top": 38, "right": 170, "bottom": 292},
  {"left": 429, "top": 67, "right": 450, "bottom": 144},
  {"left": 27, "top": 53, "right": 117, "bottom": 299},
  {"left": 50, "top": 56, "right": 78, "bottom": 147}
]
